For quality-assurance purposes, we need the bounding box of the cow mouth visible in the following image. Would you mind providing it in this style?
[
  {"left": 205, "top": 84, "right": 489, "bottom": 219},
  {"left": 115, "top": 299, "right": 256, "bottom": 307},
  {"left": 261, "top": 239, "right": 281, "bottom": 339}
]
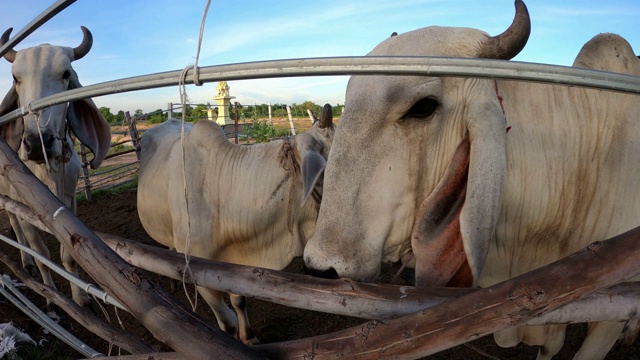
[{"left": 411, "top": 134, "right": 473, "bottom": 288}]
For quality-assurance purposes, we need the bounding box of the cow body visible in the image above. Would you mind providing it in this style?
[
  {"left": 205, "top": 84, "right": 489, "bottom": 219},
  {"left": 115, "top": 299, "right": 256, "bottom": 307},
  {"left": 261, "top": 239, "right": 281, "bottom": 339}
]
[
  {"left": 0, "top": 27, "right": 111, "bottom": 306},
  {"left": 303, "top": 1, "right": 639, "bottom": 359},
  {"left": 138, "top": 110, "right": 333, "bottom": 344}
]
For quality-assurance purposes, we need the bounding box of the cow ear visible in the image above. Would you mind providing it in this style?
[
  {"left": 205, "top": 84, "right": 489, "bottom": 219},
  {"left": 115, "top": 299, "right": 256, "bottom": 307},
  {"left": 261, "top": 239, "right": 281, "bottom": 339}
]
[
  {"left": 300, "top": 151, "right": 326, "bottom": 206},
  {"left": 458, "top": 83, "right": 506, "bottom": 286},
  {"left": 67, "top": 70, "right": 111, "bottom": 169},
  {"left": 0, "top": 84, "right": 23, "bottom": 151}
]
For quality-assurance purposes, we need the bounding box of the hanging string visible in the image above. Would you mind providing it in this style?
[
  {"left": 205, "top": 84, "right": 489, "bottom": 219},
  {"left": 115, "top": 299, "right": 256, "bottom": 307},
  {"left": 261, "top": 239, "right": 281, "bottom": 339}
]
[
  {"left": 34, "top": 111, "right": 52, "bottom": 174},
  {"left": 33, "top": 109, "right": 67, "bottom": 203},
  {"left": 178, "top": 0, "right": 212, "bottom": 311}
]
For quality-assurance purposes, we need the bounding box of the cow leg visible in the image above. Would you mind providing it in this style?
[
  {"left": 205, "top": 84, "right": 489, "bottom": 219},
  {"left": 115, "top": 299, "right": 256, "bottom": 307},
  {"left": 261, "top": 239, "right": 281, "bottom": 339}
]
[
  {"left": 495, "top": 324, "right": 566, "bottom": 360},
  {"left": 535, "top": 325, "right": 566, "bottom": 360},
  {"left": 494, "top": 326, "right": 525, "bottom": 348},
  {"left": 19, "top": 221, "right": 56, "bottom": 307},
  {"left": 168, "top": 246, "right": 178, "bottom": 291},
  {"left": 197, "top": 286, "right": 239, "bottom": 338},
  {"left": 62, "top": 175, "right": 90, "bottom": 307},
  {"left": 7, "top": 213, "right": 37, "bottom": 277},
  {"left": 60, "top": 244, "right": 90, "bottom": 307},
  {"left": 230, "top": 294, "right": 258, "bottom": 345},
  {"left": 619, "top": 318, "right": 640, "bottom": 346},
  {"left": 573, "top": 321, "right": 625, "bottom": 360}
]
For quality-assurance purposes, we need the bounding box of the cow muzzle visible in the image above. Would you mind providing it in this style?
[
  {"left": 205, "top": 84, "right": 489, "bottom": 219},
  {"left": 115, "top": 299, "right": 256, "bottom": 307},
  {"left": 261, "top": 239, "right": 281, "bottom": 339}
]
[{"left": 22, "top": 133, "right": 57, "bottom": 163}]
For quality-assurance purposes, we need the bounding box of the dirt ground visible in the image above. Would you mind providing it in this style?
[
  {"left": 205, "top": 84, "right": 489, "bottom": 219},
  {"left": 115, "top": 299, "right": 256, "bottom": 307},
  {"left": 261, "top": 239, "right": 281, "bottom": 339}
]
[{"left": 0, "top": 189, "right": 638, "bottom": 359}]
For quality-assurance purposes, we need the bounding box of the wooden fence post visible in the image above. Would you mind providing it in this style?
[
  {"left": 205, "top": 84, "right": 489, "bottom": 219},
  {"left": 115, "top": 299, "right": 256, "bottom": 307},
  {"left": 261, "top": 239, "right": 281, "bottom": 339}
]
[
  {"left": 307, "top": 109, "right": 317, "bottom": 124},
  {"left": 286, "top": 105, "right": 296, "bottom": 135},
  {"left": 125, "top": 111, "right": 141, "bottom": 160},
  {"left": 79, "top": 143, "right": 92, "bottom": 202},
  {"left": 234, "top": 102, "right": 239, "bottom": 144}
]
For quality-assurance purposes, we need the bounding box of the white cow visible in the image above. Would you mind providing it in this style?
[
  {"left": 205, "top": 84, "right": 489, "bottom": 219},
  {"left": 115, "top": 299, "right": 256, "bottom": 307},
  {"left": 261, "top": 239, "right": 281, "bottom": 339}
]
[
  {"left": 303, "top": 1, "right": 639, "bottom": 359},
  {"left": 137, "top": 105, "right": 334, "bottom": 344},
  {"left": 0, "top": 27, "right": 111, "bottom": 306}
]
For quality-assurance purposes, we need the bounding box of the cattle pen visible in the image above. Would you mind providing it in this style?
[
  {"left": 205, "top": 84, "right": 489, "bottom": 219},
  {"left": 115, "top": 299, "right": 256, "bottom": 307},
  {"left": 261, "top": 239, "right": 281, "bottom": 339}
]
[{"left": 1, "top": 0, "right": 640, "bottom": 359}]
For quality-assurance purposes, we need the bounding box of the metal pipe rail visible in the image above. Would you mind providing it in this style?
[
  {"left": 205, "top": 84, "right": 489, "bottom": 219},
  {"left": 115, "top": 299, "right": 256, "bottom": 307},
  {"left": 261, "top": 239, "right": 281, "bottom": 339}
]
[
  {"left": 0, "top": 276, "right": 103, "bottom": 358},
  {"left": 0, "top": 230, "right": 126, "bottom": 310},
  {"left": 2, "top": 56, "right": 640, "bottom": 126}
]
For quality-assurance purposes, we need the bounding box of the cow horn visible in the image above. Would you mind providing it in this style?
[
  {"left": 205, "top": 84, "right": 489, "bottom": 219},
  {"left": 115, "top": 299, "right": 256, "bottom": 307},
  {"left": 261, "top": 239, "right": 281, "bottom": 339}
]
[
  {"left": 73, "top": 26, "right": 93, "bottom": 61},
  {"left": 319, "top": 104, "right": 333, "bottom": 128},
  {"left": 0, "top": 28, "right": 17, "bottom": 63},
  {"left": 477, "top": 0, "right": 530, "bottom": 60}
]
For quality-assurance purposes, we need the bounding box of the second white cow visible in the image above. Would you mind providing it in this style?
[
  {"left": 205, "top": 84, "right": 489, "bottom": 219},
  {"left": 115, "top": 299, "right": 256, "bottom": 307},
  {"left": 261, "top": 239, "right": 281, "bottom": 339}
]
[{"left": 137, "top": 106, "right": 334, "bottom": 344}]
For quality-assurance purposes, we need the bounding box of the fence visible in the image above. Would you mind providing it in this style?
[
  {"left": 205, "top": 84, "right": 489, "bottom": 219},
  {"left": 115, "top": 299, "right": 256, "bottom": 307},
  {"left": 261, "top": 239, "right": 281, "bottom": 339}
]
[
  {"left": 1, "top": 1, "right": 640, "bottom": 359},
  {"left": 77, "top": 111, "right": 141, "bottom": 201}
]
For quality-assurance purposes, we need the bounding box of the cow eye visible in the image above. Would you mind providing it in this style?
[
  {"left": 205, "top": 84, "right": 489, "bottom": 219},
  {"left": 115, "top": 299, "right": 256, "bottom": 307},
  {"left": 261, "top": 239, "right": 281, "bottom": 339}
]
[
  {"left": 12, "top": 75, "right": 18, "bottom": 84},
  {"left": 404, "top": 97, "right": 438, "bottom": 119},
  {"left": 62, "top": 70, "right": 71, "bottom": 80}
]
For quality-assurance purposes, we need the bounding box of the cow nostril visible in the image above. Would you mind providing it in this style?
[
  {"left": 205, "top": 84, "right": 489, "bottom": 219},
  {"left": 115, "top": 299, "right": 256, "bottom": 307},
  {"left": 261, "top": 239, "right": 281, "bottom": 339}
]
[
  {"left": 22, "top": 134, "right": 53, "bottom": 161},
  {"left": 44, "top": 134, "right": 56, "bottom": 149},
  {"left": 303, "top": 265, "right": 339, "bottom": 279},
  {"left": 22, "top": 139, "right": 32, "bottom": 154}
]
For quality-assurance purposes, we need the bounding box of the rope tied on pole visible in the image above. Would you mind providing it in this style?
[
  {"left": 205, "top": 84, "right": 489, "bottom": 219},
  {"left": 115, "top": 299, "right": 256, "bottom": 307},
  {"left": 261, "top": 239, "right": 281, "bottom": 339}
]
[{"left": 178, "top": 0, "right": 212, "bottom": 311}]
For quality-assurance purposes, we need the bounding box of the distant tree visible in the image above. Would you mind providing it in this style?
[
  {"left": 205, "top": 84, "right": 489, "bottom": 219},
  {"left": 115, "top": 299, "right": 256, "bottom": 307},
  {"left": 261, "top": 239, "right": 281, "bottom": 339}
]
[
  {"left": 148, "top": 109, "right": 166, "bottom": 124},
  {"left": 301, "top": 101, "right": 318, "bottom": 111},
  {"left": 115, "top": 110, "right": 125, "bottom": 123},
  {"left": 134, "top": 109, "right": 144, "bottom": 117},
  {"left": 272, "top": 104, "right": 287, "bottom": 118},
  {"left": 257, "top": 104, "right": 269, "bottom": 118},
  {"left": 99, "top": 107, "right": 116, "bottom": 123},
  {"left": 179, "top": 104, "right": 192, "bottom": 117},
  {"left": 172, "top": 104, "right": 194, "bottom": 121},
  {"left": 193, "top": 104, "right": 209, "bottom": 119},
  {"left": 246, "top": 118, "right": 276, "bottom": 143}
]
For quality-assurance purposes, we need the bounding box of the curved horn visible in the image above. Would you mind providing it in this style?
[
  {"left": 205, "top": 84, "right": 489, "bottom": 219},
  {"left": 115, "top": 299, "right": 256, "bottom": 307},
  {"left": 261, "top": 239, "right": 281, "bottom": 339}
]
[
  {"left": 0, "top": 28, "right": 17, "bottom": 63},
  {"left": 319, "top": 104, "right": 333, "bottom": 128},
  {"left": 73, "top": 26, "right": 93, "bottom": 61},
  {"left": 477, "top": 0, "right": 530, "bottom": 60}
]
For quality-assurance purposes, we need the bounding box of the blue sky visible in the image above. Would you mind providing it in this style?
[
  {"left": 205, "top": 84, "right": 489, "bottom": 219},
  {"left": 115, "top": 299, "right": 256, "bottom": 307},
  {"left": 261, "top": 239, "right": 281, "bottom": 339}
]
[{"left": 0, "top": 0, "right": 638, "bottom": 114}]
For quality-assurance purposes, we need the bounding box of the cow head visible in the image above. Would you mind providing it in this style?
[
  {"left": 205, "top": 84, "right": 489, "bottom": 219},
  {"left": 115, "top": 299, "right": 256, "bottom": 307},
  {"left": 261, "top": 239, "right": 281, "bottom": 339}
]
[
  {"left": 304, "top": 1, "right": 530, "bottom": 285},
  {"left": 0, "top": 26, "right": 111, "bottom": 171}
]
